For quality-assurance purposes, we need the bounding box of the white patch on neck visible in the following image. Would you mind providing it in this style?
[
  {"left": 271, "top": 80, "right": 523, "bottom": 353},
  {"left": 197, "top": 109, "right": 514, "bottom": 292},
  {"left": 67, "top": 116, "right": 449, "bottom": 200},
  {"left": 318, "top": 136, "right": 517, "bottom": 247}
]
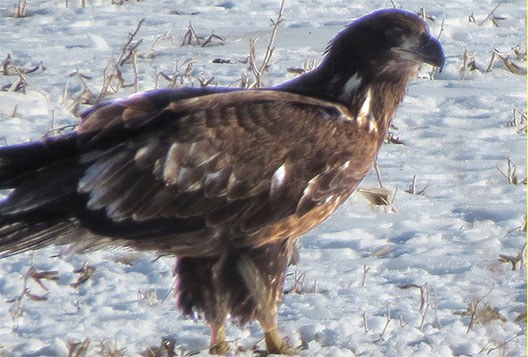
[
  {"left": 339, "top": 73, "right": 361, "bottom": 102},
  {"left": 358, "top": 88, "right": 372, "bottom": 118},
  {"left": 367, "top": 114, "right": 378, "bottom": 133},
  {"left": 357, "top": 89, "right": 378, "bottom": 133}
]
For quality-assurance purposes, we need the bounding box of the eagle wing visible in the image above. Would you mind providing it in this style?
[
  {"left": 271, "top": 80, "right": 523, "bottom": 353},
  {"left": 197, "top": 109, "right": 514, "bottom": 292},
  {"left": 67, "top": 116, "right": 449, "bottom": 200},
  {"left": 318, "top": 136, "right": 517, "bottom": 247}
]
[{"left": 1, "top": 90, "right": 375, "bottom": 256}]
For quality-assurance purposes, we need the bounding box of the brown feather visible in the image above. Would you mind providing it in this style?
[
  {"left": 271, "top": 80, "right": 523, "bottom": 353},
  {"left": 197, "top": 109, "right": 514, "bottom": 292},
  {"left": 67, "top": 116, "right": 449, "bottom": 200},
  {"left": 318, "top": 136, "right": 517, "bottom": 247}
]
[{"left": 0, "top": 9, "right": 444, "bottom": 352}]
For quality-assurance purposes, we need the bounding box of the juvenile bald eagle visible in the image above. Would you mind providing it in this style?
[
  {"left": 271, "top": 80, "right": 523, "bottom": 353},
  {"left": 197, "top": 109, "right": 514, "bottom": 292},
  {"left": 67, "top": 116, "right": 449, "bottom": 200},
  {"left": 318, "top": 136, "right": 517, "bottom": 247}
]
[{"left": 0, "top": 9, "right": 443, "bottom": 354}]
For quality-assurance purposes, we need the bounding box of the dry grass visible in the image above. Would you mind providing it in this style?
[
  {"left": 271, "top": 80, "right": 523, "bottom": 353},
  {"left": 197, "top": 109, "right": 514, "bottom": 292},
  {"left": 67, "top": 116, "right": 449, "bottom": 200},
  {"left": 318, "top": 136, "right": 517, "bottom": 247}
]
[
  {"left": 62, "top": 18, "right": 170, "bottom": 112},
  {"left": 56, "top": 0, "right": 285, "bottom": 116},
  {"left": 180, "top": 22, "right": 204, "bottom": 46},
  {"left": 180, "top": 22, "right": 225, "bottom": 47},
  {"left": 385, "top": 130, "right": 405, "bottom": 144},
  {"left": 498, "top": 242, "right": 526, "bottom": 271},
  {"left": 455, "top": 300, "right": 507, "bottom": 332},
  {"left": 358, "top": 161, "right": 399, "bottom": 212},
  {"left": 5, "top": 266, "right": 60, "bottom": 330},
  {"left": 67, "top": 338, "right": 90, "bottom": 357},
  {"left": 461, "top": 45, "right": 527, "bottom": 77},
  {"left": 487, "top": 49, "right": 527, "bottom": 74},
  {"left": 286, "top": 57, "right": 317, "bottom": 75},
  {"left": 99, "top": 339, "right": 127, "bottom": 357},
  {"left": 141, "top": 338, "right": 178, "bottom": 357},
  {"left": 96, "top": 18, "right": 145, "bottom": 101},
  {"left": 155, "top": 60, "right": 197, "bottom": 89},
  {"left": 400, "top": 283, "right": 441, "bottom": 331},
  {"left": 13, "top": 0, "right": 28, "bottom": 18},
  {"left": 417, "top": 7, "right": 437, "bottom": 22},
  {"left": 1, "top": 54, "right": 43, "bottom": 76},
  {"left": 496, "top": 157, "right": 527, "bottom": 185},
  {"left": 70, "top": 262, "right": 96, "bottom": 288},
  {"left": 137, "top": 289, "right": 159, "bottom": 305},
  {"left": 507, "top": 108, "right": 527, "bottom": 134},
  {"left": 0, "top": 55, "right": 47, "bottom": 99},
  {"left": 61, "top": 70, "right": 95, "bottom": 115},
  {"left": 373, "top": 305, "right": 392, "bottom": 343},
  {"left": 468, "top": 4, "right": 506, "bottom": 27},
  {"left": 360, "top": 264, "right": 370, "bottom": 287},
  {"left": 405, "top": 175, "right": 429, "bottom": 195},
  {"left": 452, "top": 286, "right": 509, "bottom": 334},
  {"left": 284, "top": 270, "right": 327, "bottom": 295},
  {"left": 478, "top": 332, "right": 524, "bottom": 355},
  {"left": 508, "top": 216, "right": 527, "bottom": 234},
  {"left": 247, "top": 0, "right": 285, "bottom": 88},
  {"left": 400, "top": 283, "right": 428, "bottom": 311},
  {"left": 359, "top": 187, "right": 399, "bottom": 213}
]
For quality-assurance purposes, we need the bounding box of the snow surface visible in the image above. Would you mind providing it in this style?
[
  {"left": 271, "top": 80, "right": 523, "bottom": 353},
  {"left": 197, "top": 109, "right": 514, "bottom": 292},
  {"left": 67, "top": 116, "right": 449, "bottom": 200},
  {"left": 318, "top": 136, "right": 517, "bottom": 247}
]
[{"left": 0, "top": 0, "right": 526, "bottom": 356}]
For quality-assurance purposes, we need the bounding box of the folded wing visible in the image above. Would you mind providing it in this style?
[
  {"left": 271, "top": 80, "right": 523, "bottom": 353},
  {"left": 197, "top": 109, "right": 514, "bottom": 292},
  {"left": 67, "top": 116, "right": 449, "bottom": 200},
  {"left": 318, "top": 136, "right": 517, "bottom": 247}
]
[{"left": 0, "top": 89, "right": 374, "bottom": 256}]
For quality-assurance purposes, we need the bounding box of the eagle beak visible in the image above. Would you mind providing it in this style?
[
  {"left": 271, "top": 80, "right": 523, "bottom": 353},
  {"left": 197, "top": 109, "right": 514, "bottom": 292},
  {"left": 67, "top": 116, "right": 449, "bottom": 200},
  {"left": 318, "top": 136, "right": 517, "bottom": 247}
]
[
  {"left": 393, "top": 35, "right": 445, "bottom": 71},
  {"left": 417, "top": 36, "right": 445, "bottom": 70}
]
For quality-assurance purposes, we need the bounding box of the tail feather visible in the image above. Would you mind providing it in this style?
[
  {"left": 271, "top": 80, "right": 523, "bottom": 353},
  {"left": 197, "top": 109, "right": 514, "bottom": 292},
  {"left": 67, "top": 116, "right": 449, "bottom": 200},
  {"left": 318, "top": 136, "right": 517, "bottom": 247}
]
[
  {"left": 0, "top": 133, "right": 80, "bottom": 189},
  {"left": 0, "top": 214, "right": 78, "bottom": 257},
  {"left": 0, "top": 134, "right": 86, "bottom": 256}
]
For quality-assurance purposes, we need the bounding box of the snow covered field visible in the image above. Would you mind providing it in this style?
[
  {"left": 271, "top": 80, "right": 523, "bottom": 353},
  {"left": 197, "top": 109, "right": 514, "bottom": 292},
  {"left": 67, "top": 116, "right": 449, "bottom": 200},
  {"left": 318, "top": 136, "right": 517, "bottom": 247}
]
[{"left": 0, "top": 0, "right": 526, "bottom": 355}]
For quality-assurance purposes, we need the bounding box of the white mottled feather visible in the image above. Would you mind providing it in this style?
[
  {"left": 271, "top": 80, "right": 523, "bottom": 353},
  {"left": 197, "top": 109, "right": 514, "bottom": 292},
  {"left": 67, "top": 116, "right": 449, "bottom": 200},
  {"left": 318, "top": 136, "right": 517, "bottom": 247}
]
[
  {"left": 163, "top": 143, "right": 182, "bottom": 185},
  {"left": 338, "top": 73, "right": 361, "bottom": 102},
  {"left": 270, "top": 163, "right": 287, "bottom": 192},
  {"left": 270, "top": 162, "right": 288, "bottom": 200},
  {"left": 358, "top": 88, "right": 372, "bottom": 119}
]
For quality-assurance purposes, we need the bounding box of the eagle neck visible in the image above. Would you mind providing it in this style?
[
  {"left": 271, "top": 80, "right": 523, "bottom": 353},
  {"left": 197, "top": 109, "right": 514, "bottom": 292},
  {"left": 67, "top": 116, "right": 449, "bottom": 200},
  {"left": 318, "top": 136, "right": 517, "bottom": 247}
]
[
  {"left": 275, "top": 63, "right": 412, "bottom": 144},
  {"left": 368, "top": 76, "right": 409, "bottom": 139}
]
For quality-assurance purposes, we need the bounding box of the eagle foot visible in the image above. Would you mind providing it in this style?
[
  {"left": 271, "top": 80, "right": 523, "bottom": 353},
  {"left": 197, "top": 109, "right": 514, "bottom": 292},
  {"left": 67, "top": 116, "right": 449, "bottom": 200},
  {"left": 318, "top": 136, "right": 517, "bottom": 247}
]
[
  {"left": 264, "top": 328, "right": 297, "bottom": 355},
  {"left": 209, "top": 341, "right": 230, "bottom": 355},
  {"left": 209, "top": 324, "right": 230, "bottom": 355}
]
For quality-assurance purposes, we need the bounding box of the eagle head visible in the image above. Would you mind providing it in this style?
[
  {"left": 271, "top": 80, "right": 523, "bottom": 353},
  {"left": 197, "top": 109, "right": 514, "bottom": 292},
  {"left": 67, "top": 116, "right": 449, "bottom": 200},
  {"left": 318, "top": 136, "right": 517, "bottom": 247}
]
[
  {"left": 325, "top": 9, "right": 444, "bottom": 78},
  {"left": 279, "top": 9, "right": 444, "bottom": 121},
  {"left": 299, "top": 9, "right": 445, "bottom": 131}
]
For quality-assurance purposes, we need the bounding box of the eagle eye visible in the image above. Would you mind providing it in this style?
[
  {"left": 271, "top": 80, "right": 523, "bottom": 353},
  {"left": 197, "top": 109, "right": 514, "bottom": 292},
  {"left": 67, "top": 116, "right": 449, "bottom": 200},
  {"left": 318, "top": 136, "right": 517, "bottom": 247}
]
[
  {"left": 418, "top": 33, "right": 431, "bottom": 47},
  {"left": 385, "top": 27, "right": 404, "bottom": 42}
]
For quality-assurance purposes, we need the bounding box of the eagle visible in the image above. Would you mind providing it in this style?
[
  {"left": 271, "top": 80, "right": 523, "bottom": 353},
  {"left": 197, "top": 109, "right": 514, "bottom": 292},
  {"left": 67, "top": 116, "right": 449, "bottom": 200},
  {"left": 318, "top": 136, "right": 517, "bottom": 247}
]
[{"left": 0, "top": 9, "right": 443, "bottom": 354}]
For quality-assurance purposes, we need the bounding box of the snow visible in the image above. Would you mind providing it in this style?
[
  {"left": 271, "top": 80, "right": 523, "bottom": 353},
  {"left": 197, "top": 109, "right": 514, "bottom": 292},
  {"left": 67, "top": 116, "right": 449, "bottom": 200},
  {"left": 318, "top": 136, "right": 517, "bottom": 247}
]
[{"left": 0, "top": 0, "right": 526, "bottom": 356}]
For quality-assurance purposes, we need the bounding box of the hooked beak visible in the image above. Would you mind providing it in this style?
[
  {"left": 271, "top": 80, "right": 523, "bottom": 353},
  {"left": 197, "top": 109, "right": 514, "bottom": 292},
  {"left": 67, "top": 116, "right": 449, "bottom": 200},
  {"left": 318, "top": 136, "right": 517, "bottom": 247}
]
[
  {"left": 417, "top": 36, "right": 445, "bottom": 69},
  {"left": 394, "top": 35, "right": 445, "bottom": 71}
]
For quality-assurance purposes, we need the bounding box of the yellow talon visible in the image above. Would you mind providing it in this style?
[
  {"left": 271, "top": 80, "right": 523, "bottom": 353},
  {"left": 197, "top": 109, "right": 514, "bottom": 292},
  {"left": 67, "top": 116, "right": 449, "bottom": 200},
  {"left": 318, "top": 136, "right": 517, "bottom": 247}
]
[
  {"left": 209, "top": 341, "right": 230, "bottom": 355},
  {"left": 209, "top": 325, "right": 230, "bottom": 355},
  {"left": 264, "top": 328, "right": 297, "bottom": 355}
]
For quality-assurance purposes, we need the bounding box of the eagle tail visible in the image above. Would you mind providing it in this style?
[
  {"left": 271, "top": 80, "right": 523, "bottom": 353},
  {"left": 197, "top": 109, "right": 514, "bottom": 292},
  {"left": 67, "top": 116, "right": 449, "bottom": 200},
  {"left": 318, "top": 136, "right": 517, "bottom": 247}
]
[
  {"left": 0, "top": 133, "right": 80, "bottom": 189},
  {"left": 0, "top": 136, "right": 84, "bottom": 257},
  {"left": 0, "top": 214, "right": 78, "bottom": 257}
]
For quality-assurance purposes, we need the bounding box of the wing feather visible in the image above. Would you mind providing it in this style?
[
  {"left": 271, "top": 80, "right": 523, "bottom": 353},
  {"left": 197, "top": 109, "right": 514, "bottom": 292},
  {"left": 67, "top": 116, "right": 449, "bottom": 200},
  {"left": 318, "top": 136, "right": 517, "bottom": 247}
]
[{"left": 4, "top": 89, "right": 377, "bottom": 253}]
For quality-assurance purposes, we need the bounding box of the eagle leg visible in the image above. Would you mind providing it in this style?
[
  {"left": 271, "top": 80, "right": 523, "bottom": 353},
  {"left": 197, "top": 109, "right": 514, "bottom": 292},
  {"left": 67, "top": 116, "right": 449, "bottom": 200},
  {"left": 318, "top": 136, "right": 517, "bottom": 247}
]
[
  {"left": 209, "top": 324, "right": 230, "bottom": 355},
  {"left": 175, "top": 256, "right": 230, "bottom": 354},
  {"left": 236, "top": 240, "right": 296, "bottom": 354}
]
